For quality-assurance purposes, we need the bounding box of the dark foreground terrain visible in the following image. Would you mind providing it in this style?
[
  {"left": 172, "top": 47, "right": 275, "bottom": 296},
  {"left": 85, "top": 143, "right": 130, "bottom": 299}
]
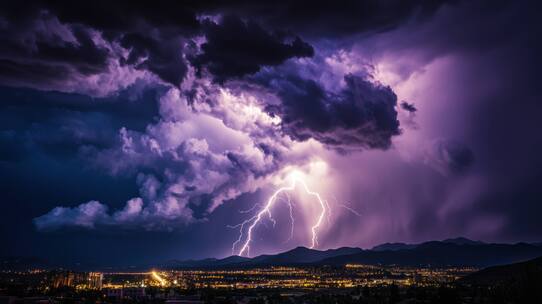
[{"left": 1, "top": 283, "right": 541, "bottom": 304}]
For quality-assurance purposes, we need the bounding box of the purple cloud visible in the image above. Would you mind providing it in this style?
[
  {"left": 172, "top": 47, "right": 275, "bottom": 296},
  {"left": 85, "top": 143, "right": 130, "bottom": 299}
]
[
  {"left": 0, "top": 0, "right": 537, "bottom": 258},
  {"left": 34, "top": 201, "right": 109, "bottom": 231},
  {"left": 192, "top": 15, "right": 314, "bottom": 82}
]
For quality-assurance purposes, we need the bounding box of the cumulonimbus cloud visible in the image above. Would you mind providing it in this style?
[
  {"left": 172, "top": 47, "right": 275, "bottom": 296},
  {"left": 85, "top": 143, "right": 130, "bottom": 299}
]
[
  {"left": 33, "top": 86, "right": 291, "bottom": 231},
  {"left": 0, "top": 1, "right": 451, "bottom": 232}
]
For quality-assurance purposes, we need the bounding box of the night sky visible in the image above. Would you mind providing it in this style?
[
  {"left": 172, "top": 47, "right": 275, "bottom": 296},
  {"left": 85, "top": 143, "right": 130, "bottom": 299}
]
[{"left": 1, "top": 0, "right": 541, "bottom": 267}]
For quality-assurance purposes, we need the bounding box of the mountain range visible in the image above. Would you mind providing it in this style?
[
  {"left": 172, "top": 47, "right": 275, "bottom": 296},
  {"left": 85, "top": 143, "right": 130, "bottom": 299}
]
[
  {"left": 164, "top": 237, "right": 542, "bottom": 269},
  {"left": 163, "top": 246, "right": 363, "bottom": 269},
  {"left": 371, "top": 237, "right": 485, "bottom": 251},
  {"left": 3, "top": 238, "right": 541, "bottom": 271}
]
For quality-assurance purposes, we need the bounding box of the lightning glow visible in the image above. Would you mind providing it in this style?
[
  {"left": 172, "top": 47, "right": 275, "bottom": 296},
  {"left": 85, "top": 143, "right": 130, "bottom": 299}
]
[{"left": 231, "top": 170, "right": 327, "bottom": 257}]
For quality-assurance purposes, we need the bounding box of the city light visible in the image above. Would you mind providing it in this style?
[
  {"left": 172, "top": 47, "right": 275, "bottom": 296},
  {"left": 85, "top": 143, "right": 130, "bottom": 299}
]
[{"left": 151, "top": 271, "right": 167, "bottom": 286}]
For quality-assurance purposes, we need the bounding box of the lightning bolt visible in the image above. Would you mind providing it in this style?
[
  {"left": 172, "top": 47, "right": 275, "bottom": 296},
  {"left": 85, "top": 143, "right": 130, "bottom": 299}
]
[
  {"left": 331, "top": 195, "right": 361, "bottom": 217},
  {"left": 231, "top": 171, "right": 327, "bottom": 257},
  {"left": 339, "top": 204, "right": 362, "bottom": 217},
  {"left": 283, "top": 192, "right": 295, "bottom": 244},
  {"left": 239, "top": 203, "right": 261, "bottom": 214}
]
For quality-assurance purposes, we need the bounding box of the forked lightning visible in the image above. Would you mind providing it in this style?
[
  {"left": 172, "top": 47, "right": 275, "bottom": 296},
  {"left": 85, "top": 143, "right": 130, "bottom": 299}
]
[{"left": 230, "top": 171, "right": 327, "bottom": 257}]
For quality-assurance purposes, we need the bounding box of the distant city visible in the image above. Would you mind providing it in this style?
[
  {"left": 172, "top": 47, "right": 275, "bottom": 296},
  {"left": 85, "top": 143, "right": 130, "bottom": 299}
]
[{"left": 1, "top": 238, "right": 541, "bottom": 303}]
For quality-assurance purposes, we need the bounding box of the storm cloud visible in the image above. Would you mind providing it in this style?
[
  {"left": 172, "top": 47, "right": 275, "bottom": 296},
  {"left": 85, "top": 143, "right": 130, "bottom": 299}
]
[
  {"left": 0, "top": 10, "right": 111, "bottom": 92},
  {"left": 256, "top": 73, "right": 400, "bottom": 150},
  {"left": 203, "top": 0, "right": 454, "bottom": 38},
  {"left": 0, "top": 0, "right": 540, "bottom": 264},
  {"left": 193, "top": 15, "right": 314, "bottom": 82},
  {"left": 400, "top": 101, "right": 417, "bottom": 113}
]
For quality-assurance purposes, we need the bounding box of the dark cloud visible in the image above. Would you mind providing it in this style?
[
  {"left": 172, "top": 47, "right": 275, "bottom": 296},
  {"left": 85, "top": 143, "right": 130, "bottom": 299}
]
[
  {"left": 425, "top": 140, "right": 474, "bottom": 175},
  {"left": 0, "top": 10, "right": 110, "bottom": 90},
  {"left": 120, "top": 33, "right": 187, "bottom": 86},
  {"left": 204, "top": 0, "right": 454, "bottom": 38},
  {"left": 400, "top": 101, "right": 417, "bottom": 113},
  {"left": 3, "top": 0, "right": 452, "bottom": 38},
  {"left": 0, "top": 1, "right": 200, "bottom": 32},
  {"left": 193, "top": 15, "right": 314, "bottom": 82},
  {"left": 0, "top": 0, "right": 450, "bottom": 91},
  {"left": 256, "top": 73, "right": 400, "bottom": 150},
  {"left": 0, "top": 1, "right": 200, "bottom": 91}
]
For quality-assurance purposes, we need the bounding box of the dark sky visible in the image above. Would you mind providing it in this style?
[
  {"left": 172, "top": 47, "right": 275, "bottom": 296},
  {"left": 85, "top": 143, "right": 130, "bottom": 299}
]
[{"left": 1, "top": 0, "right": 541, "bottom": 267}]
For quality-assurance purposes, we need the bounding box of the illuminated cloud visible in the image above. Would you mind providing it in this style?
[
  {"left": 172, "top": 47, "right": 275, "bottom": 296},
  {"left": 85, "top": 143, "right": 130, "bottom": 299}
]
[
  {"left": 8, "top": 0, "right": 472, "bottom": 234},
  {"left": 34, "top": 201, "right": 109, "bottom": 230},
  {"left": 0, "top": 0, "right": 539, "bottom": 262}
]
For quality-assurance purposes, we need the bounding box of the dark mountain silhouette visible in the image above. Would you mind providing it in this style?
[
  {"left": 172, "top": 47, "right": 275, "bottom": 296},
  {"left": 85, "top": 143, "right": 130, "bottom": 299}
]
[
  {"left": 214, "top": 255, "right": 252, "bottom": 265},
  {"left": 371, "top": 237, "right": 484, "bottom": 251},
  {"left": 6, "top": 238, "right": 540, "bottom": 270},
  {"left": 442, "top": 237, "right": 485, "bottom": 245},
  {"left": 168, "top": 246, "right": 362, "bottom": 268},
  {"left": 460, "top": 255, "right": 542, "bottom": 285},
  {"left": 372, "top": 243, "right": 416, "bottom": 251},
  {"left": 251, "top": 246, "right": 363, "bottom": 265},
  {"left": 166, "top": 238, "right": 542, "bottom": 269},
  {"left": 321, "top": 242, "right": 542, "bottom": 267}
]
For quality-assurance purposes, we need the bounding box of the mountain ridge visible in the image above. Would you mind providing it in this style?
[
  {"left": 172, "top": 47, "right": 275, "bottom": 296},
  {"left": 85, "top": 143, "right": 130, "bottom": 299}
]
[
  {"left": 166, "top": 237, "right": 542, "bottom": 269},
  {"left": 5, "top": 238, "right": 541, "bottom": 270},
  {"left": 321, "top": 242, "right": 542, "bottom": 267}
]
